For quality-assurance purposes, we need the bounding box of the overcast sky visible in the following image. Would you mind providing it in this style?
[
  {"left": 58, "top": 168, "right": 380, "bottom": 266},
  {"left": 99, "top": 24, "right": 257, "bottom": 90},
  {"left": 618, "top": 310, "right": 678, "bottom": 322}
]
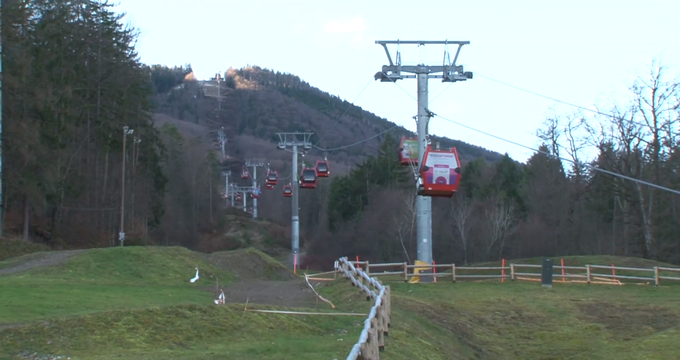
[{"left": 115, "top": 0, "right": 680, "bottom": 163}]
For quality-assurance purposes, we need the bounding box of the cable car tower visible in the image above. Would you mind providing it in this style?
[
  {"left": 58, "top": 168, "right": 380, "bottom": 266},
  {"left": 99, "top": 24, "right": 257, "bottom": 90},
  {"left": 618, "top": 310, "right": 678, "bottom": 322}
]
[
  {"left": 222, "top": 171, "right": 231, "bottom": 205},
  {"left": 276, "top": 132, "right": 314, "bottom": 271},
  {"left": 217, "top": 127, "right": 227, "bottom": 161},
  {"left": 374, "top": 40, "right": 472, "bottom": 280},
  {"left": 201, "top": 72, "right": 228, "bottom": 110},
  {"left": 245, "top": 159, "right": 265, "bottom": 219}
]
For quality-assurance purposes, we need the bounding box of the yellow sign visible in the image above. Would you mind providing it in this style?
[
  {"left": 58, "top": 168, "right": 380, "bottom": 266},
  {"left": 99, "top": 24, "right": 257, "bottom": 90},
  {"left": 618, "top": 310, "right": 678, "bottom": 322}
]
[{"left": 408, "top": 260, "right": 430, "bottom": 283}]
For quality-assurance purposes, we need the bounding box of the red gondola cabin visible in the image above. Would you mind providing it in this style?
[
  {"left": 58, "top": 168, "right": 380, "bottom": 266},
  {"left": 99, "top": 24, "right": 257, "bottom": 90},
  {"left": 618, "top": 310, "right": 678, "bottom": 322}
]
[
  {"left": 315, "top": 160, "right": 329, "bottom": 177},
  {"left": 266, "top": 170, "right": 278, "bottom": 186},
  {"left": 398, "top": 136, "right": 419, "bottom": 166},
  {"left": 251, "top": 188, "right": 261, "bottom": 199},
  {"left": 241, "top": 169, "right": 250, "bottom": 179},
  {"left": 283, "top": 185, "right": 293, "bottom": 197},
  {"left": 265, "top": 183, "right": 274, "bottom": 190},
  {"left": 299, "top": 168, "right": 318, "bottom": 189},
  {"left": 417, "top": 145, "right": 462, "bottom": 198}
]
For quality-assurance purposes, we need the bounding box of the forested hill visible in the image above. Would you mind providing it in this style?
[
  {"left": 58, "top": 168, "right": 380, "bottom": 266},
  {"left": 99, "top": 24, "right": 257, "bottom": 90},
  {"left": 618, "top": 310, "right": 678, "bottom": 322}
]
[{"left": 150, "top": 65, "right": 503, "bottom": 166}]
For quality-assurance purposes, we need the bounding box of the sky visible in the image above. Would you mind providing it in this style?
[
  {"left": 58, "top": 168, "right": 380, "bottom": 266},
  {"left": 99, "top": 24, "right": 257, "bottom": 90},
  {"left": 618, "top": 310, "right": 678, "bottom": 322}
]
[{"left": 114, "top": 0, "right": 680, "bottom": 163}]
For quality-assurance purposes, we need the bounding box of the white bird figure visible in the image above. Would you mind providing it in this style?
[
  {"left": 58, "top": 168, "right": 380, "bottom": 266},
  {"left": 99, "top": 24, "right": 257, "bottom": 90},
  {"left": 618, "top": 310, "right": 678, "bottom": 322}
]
[
  {"left": 190, "top": 267, "right": 199, "bottom": 283},
  {"left": 214, "top": 289, "right": 225, "bottom": 305}
]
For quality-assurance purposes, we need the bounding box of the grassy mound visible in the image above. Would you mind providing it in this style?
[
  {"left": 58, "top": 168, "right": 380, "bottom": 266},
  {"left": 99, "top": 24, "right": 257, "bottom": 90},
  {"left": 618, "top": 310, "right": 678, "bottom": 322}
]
[
  {"left": 0, "top": 303, "right": 366, "bottom": 360},
  {"left": 0, "top": 247, "right": 233, "bottom": 323},
  {"left": 40, "top": 246, "right": 232, "bottom": 285},
  {"left": 329, "top": 279, "right": 679, "bottom": 360},
  {"left": 3, "top": 252, "right": 678, "bottom": 359},
  {"left": 205, "top": 247, "right": 297, "bottom": 281},
  {"left": 0, "top": 238, "right": 50, "bottom": 261}
]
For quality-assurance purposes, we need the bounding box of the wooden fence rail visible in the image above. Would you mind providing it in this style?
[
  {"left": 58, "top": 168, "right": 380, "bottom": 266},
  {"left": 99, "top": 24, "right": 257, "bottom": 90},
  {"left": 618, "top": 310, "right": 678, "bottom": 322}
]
[
  {"left": 335, "top": 258, "right": 391, "bottom": 360},
  {"left": 347, "top": 260, "right": 680, "bottom": 286}
]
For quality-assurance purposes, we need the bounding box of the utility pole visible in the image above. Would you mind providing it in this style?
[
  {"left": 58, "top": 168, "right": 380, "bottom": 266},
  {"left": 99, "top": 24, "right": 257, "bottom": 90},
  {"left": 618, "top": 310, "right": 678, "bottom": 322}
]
[
  {"left": 217, "top": 127, "right": 227, "bottom": 160},
  {"left": 242, "top": 188, "right": 246, "bottom": 212},
  {"left": 245, "top": 159, "right": 265, "bottom": 219},
  {"left": 119, "top": 126, "right": 135, "bottom": 247},
  {"left": 216, "top": 73, "right": 223, "bottom": 111},
  {"left": 222, "top": 171, "right": 231, "bottom": 206},
  {"left": 375, "top": 40, "right": 472, "bottom": 280},
  {"left": 0, "top": 1, "right": 4, "bottom": 237},
  {"left": 276, "top": 132, "right": 313, "bottom": 270}
]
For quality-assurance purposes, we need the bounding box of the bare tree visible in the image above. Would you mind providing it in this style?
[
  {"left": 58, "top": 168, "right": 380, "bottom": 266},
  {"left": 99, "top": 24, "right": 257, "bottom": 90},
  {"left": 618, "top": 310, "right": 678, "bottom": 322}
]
[
  {"left": 391, "top": 190, "right": 416, "bottom": 264},
  {"left": 450, "top": 196, "right": 474, "bottom": 265},
  {"left": 630, "top": 61, "right": 680, "bottom": 257},
  {"left": 483, "top": 198, "right": 518, "bottom": 260}
]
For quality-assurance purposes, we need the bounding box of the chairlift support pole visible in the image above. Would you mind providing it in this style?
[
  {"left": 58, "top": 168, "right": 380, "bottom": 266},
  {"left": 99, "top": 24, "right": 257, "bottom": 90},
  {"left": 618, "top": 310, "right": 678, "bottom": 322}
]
[
  {"left": 276, "top": 132, "right": 314, "bottom": 270},
  {"left": 0, "top": 4, "right": 4, "bottom": 237},
  {"left": 218, "top": 128, "right": 227, "bottom": 160},
  {"left": 374, "top": 40, "right": 472, "bottom": 280},
  {"left": 222, "top": 171, "right": 231, "bottom": 206},
  {"left": 246, "top": 159, "right": 265, "bottom": 219},
  {"left": 242, "top": 189, "right": 247, "bottom": 212}
]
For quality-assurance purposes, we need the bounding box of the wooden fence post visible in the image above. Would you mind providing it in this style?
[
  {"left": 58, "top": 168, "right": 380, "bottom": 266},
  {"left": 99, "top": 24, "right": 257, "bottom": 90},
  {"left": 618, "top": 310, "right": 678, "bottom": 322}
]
[
  {"left": 654, "top": 266, "right": 660, "bottom": 287},
  {"left": 452, "top": 264, "right": 456, "bottom": 283},
  {"left": 403, "top": 262, "right": 408, "bottom": 282},
  {"left": 586, "top": 264, "right": 591, "bottom": 284},
  {"left": 384, "top": 286, "right": 392, "bottom": 333},
  {"left": 358, "top": 317, "right": 379, "bottom": 360},
  {"left": 510, "top": 263, "right": 515, "bottom": 281},
  {"left": 377, "top": 302, "right": 385, "bottom": 351}
]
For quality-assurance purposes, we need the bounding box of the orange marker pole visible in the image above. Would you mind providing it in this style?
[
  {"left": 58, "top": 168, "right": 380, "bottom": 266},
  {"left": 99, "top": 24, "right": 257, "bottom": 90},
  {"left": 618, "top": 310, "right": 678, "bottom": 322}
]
[
  {"left": 612, "top": 263, "right": 616, "bottom": 281},
  {"left": 293, "top": 252, "right": 298, "bottom": 275},
  {"left": 433, "top": 260, "right": 437, "bottom": 283},
  {"left": 293, "top": 252, "right": 297, "bottom": 275},
  {"left": 501, "top": 259, "right": 506, "bottom": 283},
  {"left": 561, "top": 259, "right": 565, "bottom": 282},
  {"left": 356, "top": 255, "right": 360, "bottom": 270}
]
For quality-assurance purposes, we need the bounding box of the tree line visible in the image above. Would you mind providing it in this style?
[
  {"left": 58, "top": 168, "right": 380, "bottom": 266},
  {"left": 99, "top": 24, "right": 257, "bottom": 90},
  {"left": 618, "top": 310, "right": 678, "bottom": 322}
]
[{"left": 2, "top": 0, "right": 223, "bottom": 248}]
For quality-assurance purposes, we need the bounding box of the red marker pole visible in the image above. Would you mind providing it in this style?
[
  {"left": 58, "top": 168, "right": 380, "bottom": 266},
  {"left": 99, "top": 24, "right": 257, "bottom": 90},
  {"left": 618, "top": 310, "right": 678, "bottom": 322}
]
[
  {"left": 356, "top": 255, "right": 360, "bottom": 270},
  {"left": 433, "top": 260, "right": 437, "bottom": 283}
]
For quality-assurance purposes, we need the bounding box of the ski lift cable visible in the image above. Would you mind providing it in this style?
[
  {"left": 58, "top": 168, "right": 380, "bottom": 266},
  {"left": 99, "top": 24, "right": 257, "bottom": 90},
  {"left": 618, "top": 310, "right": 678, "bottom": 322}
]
[
  {"left": 304, "top": 71, "right": 418, "bottom": 154},
  {"left": 377, "top": 71, "right": 679, "bottom": 194},
  {"left": 433, "top": 113, "right": 680, "bottom": 196},
  {"left": 314, "top": 76, "right": 374, "bottom": 147},
  {"left": 313, "top": 118, "right": 409, "bottom": 152},
  {"left": 474, "top": 72, "right": 652, "bottom": 128}
]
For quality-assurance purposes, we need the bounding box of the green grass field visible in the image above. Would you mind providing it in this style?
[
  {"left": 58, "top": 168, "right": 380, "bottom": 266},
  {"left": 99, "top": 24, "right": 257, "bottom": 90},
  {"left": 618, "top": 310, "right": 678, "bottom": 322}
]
[{"left": 1, "top": 244, "right": 679, "bottom": 359}]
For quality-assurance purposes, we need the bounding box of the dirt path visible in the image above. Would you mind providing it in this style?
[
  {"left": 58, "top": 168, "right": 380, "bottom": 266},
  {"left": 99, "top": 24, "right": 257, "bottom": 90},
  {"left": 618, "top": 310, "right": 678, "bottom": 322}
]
[
  {"left": 221, "top": 279, "right": 322, "bottom": 308},
  {"left": 0, "top": 250, "right": 85, "bottom": 276}
]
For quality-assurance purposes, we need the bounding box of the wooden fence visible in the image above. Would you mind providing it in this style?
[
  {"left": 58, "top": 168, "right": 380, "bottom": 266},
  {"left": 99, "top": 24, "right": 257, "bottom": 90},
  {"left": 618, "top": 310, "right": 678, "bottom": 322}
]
[
  {"left": 347, "top": 260, "right": 680, "bottom": 286},
  {"left": 335, "top": 257, "right": 391, "bottom": 360}
]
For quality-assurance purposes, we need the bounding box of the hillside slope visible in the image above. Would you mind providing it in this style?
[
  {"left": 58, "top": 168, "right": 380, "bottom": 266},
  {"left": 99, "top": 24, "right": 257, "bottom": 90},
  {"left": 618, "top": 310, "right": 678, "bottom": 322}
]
[{"left": 152, "top": 65, "right": 503, "bottom": 168}]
